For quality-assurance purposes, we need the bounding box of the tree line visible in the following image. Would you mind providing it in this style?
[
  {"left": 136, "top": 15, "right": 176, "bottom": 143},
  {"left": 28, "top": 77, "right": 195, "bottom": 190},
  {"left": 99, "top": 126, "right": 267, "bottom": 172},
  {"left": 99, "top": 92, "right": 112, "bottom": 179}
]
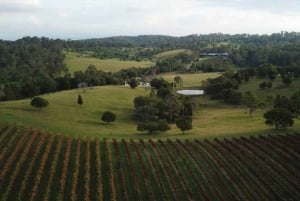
[
  {"left": 2, "top": 34, "right": 300, "bottom": 101},
  {"left": 0, "top": 37, "right": 66, "bottom": 100}
]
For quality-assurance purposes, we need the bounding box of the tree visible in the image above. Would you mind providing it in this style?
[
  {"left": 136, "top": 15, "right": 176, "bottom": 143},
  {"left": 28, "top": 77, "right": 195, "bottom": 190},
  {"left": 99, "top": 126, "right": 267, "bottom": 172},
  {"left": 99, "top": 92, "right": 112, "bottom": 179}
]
[
  {"left": 137, "top": 120, "right": 170, "bottom": 134},
  {"left": 128, "top": 78, "right": 138, "bottom": 89},
  {"left": 291, "top": 91, "right": 300, "bottom": 118},
  {"left": 77, "top": 94, "right": 83, "bottom": 106},
  {"left": 101, "top": 111, "right": 116, "bottom": 123},
  {"left": 30, "top": 96, "right": 49, "bottom": 108},
  {"left": 175, "top": 116, "right": 192, "bottom": 134},
  {"left": 150, "top": 78, "right": 170, "bottom": 89},
  {"left": 242, "top": 91, "right": 265, "bottom": 116},
  {"left": 273, "top": 95, "right": 299, "bottom": 117},
  {"left": 21, "top": 80, "right": 39, "bottom": 98},
  {"left": 259, "top": 81, "right": 272, "bottom": 90},
  {"left": 282, "top": 76, "right": 292, "bottom": 86},
  {"left": 263, "top": 108, "right": 294, "bottom": 129},
  {"left": 174, "top": 76, "right": 183, "bottom": 88}
]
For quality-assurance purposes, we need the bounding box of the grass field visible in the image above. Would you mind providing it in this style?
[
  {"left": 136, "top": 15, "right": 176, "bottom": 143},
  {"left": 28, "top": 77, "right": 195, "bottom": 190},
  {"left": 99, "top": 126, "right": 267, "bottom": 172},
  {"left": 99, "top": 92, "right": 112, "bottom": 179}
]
[
  {"left": 159, "top": 72, "right": 221, "bottom": 88},
  {"left": 238, "top": 76, "right": 300, "bottom": 98},
  {"left": 0, "top": 127, "right": 299, "bottom": 201},
  {"left": 1, "top": 82, "right": 300, "bottom": 139},
  {"left": 154, "top": 49, "right": 193, "bottom": 60},
  {"left": 65, "top": 52, "right": 154, "bottom": 74},
  {"left": 1, "top": 73, "right": 300, "bottom": 139}
]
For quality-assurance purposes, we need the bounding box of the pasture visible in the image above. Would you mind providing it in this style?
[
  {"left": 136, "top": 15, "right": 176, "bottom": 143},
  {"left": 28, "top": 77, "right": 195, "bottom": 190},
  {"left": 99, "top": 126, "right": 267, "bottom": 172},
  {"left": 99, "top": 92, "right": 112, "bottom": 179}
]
[
  {"left": 65, "top": 52, "right": 154, "bottom": 73},
  {"left": 1, "top": 73, "right": 300, "bottom": 139},
  {"left": 1, "top": 84, "right": 300, "bottom": 139},
  {"left": 159, "top": 72, "right": 220, "bottom": 88},
  {"left": 154, "top": 49, "right": 193, "bottom": 59}
]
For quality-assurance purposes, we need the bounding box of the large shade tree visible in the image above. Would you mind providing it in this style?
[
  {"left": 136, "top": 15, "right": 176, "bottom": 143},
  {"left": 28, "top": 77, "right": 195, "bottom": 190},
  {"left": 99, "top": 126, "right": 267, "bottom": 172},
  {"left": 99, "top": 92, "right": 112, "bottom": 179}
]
[{"left": 264, "top": 108, "right": 294, "bottom": 129}]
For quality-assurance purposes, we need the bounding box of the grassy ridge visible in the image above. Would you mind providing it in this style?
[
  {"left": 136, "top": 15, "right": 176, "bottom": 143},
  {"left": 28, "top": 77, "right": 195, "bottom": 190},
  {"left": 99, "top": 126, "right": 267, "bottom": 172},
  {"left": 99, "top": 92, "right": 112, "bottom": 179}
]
[
  {"left": 160, "top": 72, "right": 221, "bottom": 88},
  {"left": 154, "top": 49, "right": 193, "bottom": 59},
  {"left": 65, "top": 52, "right": 154, "bottom": 73}
]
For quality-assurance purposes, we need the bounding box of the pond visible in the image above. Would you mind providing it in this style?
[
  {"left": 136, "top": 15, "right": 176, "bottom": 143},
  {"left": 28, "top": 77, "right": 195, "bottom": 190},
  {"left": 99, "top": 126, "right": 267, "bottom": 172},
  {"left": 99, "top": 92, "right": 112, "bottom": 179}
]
[{"left": 176, "top": 90, "right": 204, "bottom": 96}]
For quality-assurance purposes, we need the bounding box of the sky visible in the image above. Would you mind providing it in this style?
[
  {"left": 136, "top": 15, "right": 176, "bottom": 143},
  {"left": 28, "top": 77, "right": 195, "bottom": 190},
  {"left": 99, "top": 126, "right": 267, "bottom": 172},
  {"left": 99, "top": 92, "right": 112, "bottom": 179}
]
[{"left": 0, "top": 0, "right": 300, "bottom": 40}]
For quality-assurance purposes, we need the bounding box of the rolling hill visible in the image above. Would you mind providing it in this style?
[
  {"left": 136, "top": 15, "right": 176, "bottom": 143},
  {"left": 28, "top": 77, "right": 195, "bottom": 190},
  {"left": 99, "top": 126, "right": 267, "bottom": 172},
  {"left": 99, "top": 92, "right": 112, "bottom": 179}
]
[
  {"left": 1, "top": 73, "right": 300, "bottom": 139},
  {"left": 65, "top": 52, "right": 154, "bottom": 74}
]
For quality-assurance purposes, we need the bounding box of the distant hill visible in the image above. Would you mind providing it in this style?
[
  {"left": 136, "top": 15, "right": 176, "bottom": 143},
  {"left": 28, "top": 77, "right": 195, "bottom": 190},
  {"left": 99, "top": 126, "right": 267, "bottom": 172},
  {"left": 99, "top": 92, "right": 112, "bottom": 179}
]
[{"left": 66, "top": 32, "right": 300, "bottom": 49}]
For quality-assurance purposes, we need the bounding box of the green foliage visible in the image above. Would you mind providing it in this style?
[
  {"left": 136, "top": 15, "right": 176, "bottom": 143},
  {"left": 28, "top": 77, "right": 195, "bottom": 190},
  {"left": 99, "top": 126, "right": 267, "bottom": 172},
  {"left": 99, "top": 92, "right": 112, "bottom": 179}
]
[
  {"left": 0, "top": 37, "right": 66, "bottom": 100},
  {"left": 101, "top": 111, "right": 116, "bottom": 123},
  {"left": 134, "top": 105, "right": 159, "bottom": 122},
  {"left": 242, "top": 91, "right": 265, "bottom": 116},
  {"left": 263, "top": 94, "right": 300, "bottom": 129},
  {"left": 259, "top": 81, "right": 272, "bottom": 89},
  {"left": 175, "top": 116, "right": 193, "bottom": 134},
  {"left": 128, "top": 78, "right": 138, "bottom": 89},
  {"left": 137, "top": 119, "right": 170, "bottom": 134},
  {"left": 174, "top": 76, "right": 183, "bottom": 87},
  {"left": 77, "top": 94, "right": 83, "bottom": 105},
  {"left": 202, "top": 75, "right": 239, "bottom": 100},
  {"left": 156, "top": 94, "right": 184, "bottom": 123},
  {"left": 190, "top": 58, "right": 231, "bottom": 72},
  {"left": 264, "top": 108, "right": 294, "bottom": 129},
  {"left": 133, "top": 96, "right": 156, "bottom": 109},
  {"left": 274, "top": 94, "right": 300, "bottom": 118},
  {"left": 223, "top": 89, "right": 243, "bottom": 105},
  {"left": 282, "top": 76, "right": 293, "bottom": 86},
  {"left": 150, "top": 78, "right": 170, "bottom": 89},
  {"left": 30, "top": 97, "right": 49, "bottom": 108}
]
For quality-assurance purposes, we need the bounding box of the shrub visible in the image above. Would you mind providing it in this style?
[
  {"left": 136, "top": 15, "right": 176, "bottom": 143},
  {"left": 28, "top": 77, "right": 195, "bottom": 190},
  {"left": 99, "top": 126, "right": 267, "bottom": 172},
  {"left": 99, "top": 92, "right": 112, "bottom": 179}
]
[
  {"left": 101, "top": 111, "right": 116, "bottom": 123},
  {"left": 30, "top": 97, "right": 49, "bottom": 108},
  {"left": 137, "top": 120, "right": 170, "bottom": 134},
  {"left": 175, "top": 116, "right": 192, "bottom": 134},
  {"left": 128, "top": 78, "right": 138, "bottom": 89}
]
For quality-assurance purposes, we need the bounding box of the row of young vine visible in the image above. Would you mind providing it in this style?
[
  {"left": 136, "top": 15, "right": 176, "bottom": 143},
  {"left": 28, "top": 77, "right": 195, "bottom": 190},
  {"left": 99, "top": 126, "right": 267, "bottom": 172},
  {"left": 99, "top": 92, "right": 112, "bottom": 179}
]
[{"left": 0, "top": 126, "right": 299, "bottom": 201}]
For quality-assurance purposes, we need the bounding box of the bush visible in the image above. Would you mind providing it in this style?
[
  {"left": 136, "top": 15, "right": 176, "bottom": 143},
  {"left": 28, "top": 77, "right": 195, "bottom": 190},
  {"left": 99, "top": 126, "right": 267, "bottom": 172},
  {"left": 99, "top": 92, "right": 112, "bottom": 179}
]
[
  {"left": 101, "top": 111, "right": 116, "bottom": 123},
  {"left": 137, "top": 120, "right": 170, "bottom": 134},
  {"left": 128, "top": 78, "right": 138, "bottom": 89},
  {"left": 175, "top": 116, "right": 192, "bottom": 134},
  {"left": 30, "top": 97, "right": 49, "bottom": 108},
  {"left": 259, "top": 81, "right": 272, "bottom": 89}
]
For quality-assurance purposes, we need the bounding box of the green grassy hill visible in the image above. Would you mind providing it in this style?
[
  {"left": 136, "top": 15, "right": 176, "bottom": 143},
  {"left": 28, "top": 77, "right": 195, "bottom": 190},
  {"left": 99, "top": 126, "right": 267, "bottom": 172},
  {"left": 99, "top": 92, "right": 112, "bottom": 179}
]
[
  {"left": 65, "top": 52, "right": 154, "bottom": 74},
  {"left": 154, "top": 49, "right": 193, "bottom": 60},
  {"left": 160, "top": 72, "right": 221, "bottom": 88},
  {"left": 238, "top": 76, "right": 300, "bottom": 98},
  {"left": 1, "top": 74, "right": 300, "bottom": 139},
  {"left": 0, "top": 86, "right": 149, "bottom": 139}
]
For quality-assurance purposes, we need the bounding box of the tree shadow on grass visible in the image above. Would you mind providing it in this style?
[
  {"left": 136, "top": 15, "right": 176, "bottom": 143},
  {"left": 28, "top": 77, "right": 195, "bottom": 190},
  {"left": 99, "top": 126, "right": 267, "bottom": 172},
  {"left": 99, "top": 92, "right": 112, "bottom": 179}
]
[
  {"left": 4, "top": 106, "right": 42, "bottom": 112},
  {"left": 77, "top": 119, "right": 116, "bottom": 126}
]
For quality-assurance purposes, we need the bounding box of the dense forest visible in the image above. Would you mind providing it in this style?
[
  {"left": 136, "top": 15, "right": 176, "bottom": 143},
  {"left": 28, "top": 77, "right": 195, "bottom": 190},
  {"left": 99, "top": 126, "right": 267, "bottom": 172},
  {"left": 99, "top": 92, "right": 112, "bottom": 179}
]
[
  {"left": 1, "top": 32, "right": 300, "bottom": 101},
  {"left": 0, "top": 37, "right": 66, "bottom": 100}
]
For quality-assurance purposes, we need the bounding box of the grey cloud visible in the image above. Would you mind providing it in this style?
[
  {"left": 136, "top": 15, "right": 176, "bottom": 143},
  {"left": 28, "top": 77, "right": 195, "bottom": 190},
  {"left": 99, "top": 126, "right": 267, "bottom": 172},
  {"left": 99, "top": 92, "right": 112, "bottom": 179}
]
[
  {"left": 0, "top": 2, "right": 39, "bottom": 13},
  {"left": 194, "top": 0, "right": 300, "bottom": 13}
]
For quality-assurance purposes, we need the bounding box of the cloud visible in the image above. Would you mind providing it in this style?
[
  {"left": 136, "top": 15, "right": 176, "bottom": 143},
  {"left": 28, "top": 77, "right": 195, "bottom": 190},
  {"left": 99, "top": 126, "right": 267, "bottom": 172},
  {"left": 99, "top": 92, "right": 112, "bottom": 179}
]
[
  {"left": 1, "top": 0, "right": 300, "bottom": 40},
  {"left": 194, "top": 0, "right": 300, "bottom": 14},
  {"left": 0, "top": 0, "right": 40, "bottom": 13}
]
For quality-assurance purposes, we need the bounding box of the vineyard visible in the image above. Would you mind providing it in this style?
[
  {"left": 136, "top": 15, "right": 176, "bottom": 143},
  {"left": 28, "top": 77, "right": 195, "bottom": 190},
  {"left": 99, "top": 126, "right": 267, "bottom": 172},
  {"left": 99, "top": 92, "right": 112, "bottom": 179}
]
[{"left": 0, "top": 126, "right": 299, "bottom": 201}]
